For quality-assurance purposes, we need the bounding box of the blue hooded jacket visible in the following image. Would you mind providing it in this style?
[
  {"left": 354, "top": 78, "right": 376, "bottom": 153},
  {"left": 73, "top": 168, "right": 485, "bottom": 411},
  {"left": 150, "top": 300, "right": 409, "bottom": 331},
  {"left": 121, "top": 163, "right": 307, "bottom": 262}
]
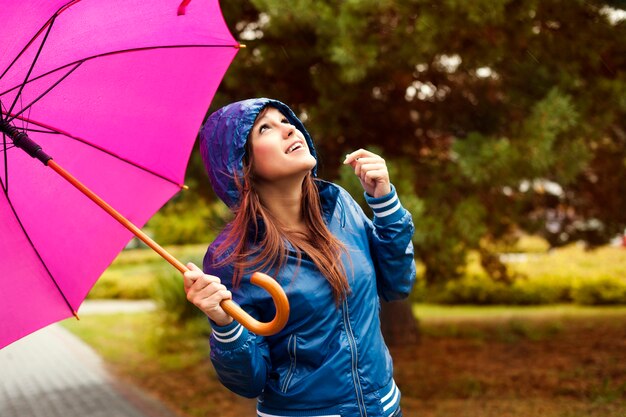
[{"left": 199, "top": 98, "right": 416, "bottom": 417}]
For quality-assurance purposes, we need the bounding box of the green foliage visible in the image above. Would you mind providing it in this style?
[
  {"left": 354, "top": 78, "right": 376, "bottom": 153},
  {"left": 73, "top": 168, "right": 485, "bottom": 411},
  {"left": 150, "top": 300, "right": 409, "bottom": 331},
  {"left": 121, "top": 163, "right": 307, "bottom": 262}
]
[
  {"left": 151, "top": 264, "right": 207, "bottom": 325},
  {"left": 212, "top": 0, "right": 626, "bottom": 285},
  {"left": 88, "top": 245, "right": 208, "bottom": 300},
  {"left": 149, "top": 255, "right": 211, "bottom": 354},
  {"left": 572, "top": 276, "right": 626, "bottom": 305},
  {"left": 511, "top": 276, "right": 572, "bottom": 305},
  {"left": 87, "top": 270, "right": 153, "bottom": 299},
  {"left": 147, "top": 191, "right": 229, "bottom": 245},
  {"left": 433, "top": 274, "right": 513, "bottom": 304},
  {"left": 422, "top": 243, "right": 626, "bottom": 305},
  {"left": 435, "top": 274, "right": 573, "bottom": 305}
]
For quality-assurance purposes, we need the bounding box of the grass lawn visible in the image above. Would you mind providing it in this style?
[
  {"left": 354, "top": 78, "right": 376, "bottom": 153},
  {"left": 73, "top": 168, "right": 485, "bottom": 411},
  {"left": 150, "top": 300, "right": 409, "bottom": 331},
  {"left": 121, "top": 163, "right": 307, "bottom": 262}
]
[{"left": 63, "top": 305, "right": 626, "bottom": 417}]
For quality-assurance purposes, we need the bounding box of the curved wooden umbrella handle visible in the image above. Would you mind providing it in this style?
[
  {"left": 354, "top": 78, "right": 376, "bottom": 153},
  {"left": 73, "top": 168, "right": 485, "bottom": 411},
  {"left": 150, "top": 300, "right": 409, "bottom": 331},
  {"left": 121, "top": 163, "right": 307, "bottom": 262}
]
[
  {"left": 45, "top": 160, "right": 290, "bottom": 337},
  {"left": 220, "top": 272, "right": 290, "bottom": 336}
]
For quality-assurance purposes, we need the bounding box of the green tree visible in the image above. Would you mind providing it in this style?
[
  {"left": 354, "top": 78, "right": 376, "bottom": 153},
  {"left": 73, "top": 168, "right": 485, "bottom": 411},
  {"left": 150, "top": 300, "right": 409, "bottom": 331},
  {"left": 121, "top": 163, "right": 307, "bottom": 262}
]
[
  {"left": 189, "top": 0, "right": 626, "bottom": 343},
  {"left": 215, "top": 0, "right": 626, "bottom": 276}
]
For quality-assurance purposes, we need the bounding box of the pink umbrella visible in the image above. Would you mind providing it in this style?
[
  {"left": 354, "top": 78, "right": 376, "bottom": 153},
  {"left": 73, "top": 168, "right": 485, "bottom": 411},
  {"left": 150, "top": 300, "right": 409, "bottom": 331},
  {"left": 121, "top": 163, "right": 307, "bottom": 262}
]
[{"left": 0, "top": 0, "right": 289, "bottom": 350}]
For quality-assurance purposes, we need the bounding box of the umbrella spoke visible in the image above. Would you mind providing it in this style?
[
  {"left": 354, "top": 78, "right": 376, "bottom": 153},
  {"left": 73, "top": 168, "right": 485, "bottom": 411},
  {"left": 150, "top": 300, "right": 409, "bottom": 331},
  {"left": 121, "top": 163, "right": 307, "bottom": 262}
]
[
  {"left": 1, "top": 184, "right": 76, "bottom": 315},
  {"left": 4, "top": 114, "right": 186, "bottom": 189},
  {"left": 0, "top": 17, "right": 55, "bottom": 82},
  {"left": 7, "top": 63, "right": 82, "bottom": 124},
  {"left": 1, "top": 99, "right": 9, "bottom": 192},
  {"left": 0, "top": 0, "right": 81, "bottom": 81},
  {"left": 1, "top": 132, "right": 7, "bottom": 194},
  {"left": 5, "top": 16, "right": 57, "bottom": 120},
  {"left": 20, "top": 128, "right": 60, "bottom": 135},
  {"left": 1, "top": 44, "right": 234, "bottom": 99}
]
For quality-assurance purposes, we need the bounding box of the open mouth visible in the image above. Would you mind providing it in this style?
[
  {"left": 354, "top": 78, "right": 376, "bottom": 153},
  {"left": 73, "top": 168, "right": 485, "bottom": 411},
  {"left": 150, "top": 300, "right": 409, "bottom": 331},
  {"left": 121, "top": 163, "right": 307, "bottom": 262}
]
[{"left": 286, "top": 142, "right": 304, "bottom": 154}]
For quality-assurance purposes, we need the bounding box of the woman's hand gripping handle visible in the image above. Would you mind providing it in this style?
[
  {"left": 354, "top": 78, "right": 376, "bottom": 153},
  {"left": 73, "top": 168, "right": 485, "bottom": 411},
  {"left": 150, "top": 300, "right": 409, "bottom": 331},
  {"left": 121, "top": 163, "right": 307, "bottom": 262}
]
[{"left": 183, "top": 263, "right": 289, "bottom": 336}]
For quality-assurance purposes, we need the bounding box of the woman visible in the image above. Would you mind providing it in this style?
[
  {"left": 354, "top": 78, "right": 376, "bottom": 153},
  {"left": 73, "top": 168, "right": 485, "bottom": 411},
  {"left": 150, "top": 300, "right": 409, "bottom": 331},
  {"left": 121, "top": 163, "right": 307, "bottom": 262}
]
[{"left": 184, "top": 98, "right": 415, "bottom": 417}]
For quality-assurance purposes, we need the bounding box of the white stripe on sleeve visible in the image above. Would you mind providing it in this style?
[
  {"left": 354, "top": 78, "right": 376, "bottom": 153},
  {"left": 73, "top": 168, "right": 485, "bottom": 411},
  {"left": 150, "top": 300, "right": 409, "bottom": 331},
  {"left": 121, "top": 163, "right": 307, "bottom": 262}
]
[
  {"left": 368, "top": 193, "right": 398, "bottom": 210},
  {"left": 374, "top": 201, "right": 401, "bottom": 218},
  {"left": 212, "top": 324, "right": 244, "bottom": 343}
]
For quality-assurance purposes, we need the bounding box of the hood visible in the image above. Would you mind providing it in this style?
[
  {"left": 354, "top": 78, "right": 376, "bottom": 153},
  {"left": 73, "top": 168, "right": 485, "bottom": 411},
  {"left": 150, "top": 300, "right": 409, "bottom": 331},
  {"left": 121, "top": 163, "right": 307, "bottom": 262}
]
[{"left": 199, "top": 98, "right": 318, "bottom": 209}]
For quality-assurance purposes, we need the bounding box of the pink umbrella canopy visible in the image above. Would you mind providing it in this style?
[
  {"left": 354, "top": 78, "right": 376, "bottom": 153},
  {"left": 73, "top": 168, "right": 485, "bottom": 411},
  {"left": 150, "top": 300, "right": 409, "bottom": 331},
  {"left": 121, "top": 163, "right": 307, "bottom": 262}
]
[{"left": 0, "top": 0, "right": 239, "bottom": 349}]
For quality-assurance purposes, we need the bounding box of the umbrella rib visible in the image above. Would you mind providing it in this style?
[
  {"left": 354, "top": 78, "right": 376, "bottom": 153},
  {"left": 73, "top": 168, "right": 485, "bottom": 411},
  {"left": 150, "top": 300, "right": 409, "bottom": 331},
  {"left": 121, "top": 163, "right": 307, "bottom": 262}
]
[
  {"left": 20, "top": 127, "right": 60, "bottom": 135},
  {"left": 1, "top": 132, "right": 7, "bottom": 193},
  {"left": 0, "top": 113, "right": 186, "bottom": 189},
  {"left": 0, "top": 0, "right": 193, "bottom": 81},
  {"left": 5, "top": 15, "right": 57, "bottom": 120},
  {"left": 0, "top": 44, "right": 237, "bottom": 98},
  {"left": 1, "top": 100, "right": 8, "bottom": 191},
  {"left": 6, "top": 63, "right": 82, "bottom": 124},
  {"left": 0, "top": 0, "right": 81, "bottom": 82},
  {"left": 0, "top": 185, "right": 77, "bottom": 318}
]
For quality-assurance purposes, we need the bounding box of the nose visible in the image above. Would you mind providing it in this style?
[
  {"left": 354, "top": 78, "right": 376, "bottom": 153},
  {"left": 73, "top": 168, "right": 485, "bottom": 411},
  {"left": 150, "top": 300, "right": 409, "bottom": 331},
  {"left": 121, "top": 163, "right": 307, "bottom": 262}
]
[{"left": 282, "top": 123, "right": 295, "bottom": 138}]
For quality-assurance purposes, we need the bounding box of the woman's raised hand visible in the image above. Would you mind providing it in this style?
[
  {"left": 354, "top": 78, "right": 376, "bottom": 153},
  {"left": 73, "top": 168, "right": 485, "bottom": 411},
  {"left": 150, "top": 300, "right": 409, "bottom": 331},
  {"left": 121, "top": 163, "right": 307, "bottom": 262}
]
[
  {"left": 183, "top": 262, "right": 234, "bottom": 326},
  {"left": 343, "top": 149, "right": 391, "bottom": 198}
]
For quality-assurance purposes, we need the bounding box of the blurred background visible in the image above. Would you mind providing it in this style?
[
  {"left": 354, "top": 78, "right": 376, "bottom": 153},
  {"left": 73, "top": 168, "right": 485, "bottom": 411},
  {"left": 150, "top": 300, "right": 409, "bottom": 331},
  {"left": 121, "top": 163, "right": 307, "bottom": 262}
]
[{"left": 70, "top": 1, "right": 626, "bottom": 416}]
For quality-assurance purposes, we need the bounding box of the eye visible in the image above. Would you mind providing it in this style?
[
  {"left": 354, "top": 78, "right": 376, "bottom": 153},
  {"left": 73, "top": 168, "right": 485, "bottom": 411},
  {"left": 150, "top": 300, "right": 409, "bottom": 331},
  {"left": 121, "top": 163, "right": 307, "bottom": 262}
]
[
  {"left": 259, "top": 123, "right": 269, "bottom": 133},
  {"left": 281, "top": 118, "right": 290, "bottom": 124}
]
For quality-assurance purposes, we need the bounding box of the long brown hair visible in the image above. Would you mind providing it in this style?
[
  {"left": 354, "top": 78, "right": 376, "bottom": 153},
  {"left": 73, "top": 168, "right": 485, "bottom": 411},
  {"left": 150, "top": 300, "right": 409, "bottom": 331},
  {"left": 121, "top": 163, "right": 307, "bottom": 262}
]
[{"left": 214, "top": 155, "right": 351, "bottom": 305}]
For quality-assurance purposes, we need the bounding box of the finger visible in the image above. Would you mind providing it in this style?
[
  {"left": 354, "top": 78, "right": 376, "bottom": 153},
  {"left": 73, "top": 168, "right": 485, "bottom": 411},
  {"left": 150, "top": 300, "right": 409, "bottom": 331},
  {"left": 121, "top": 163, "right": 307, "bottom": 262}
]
[
  {"left": 198, "top": 281, "right": 228, "bottom": 296},
  {"left": 358, "top": 162, "right": 386, "bottom": 175},
  {"left": 349, "top": 157, "right": 381, "bottom": 176},
  {"left": 358, "top": 163, "right": 386, "bottom": 181},
  {"left": 194, "top": 274, "right": 221, "bottom": 289},
  {"left": 183, "top": 270, "right": 203, "bottom": 291},
  {"left": 196, "top": 288, "right": 232, "bottom": 310},
  {"left": 187, "top": 280, "right": 223, "bottom": 305},
  {"left": 344, "top": 149, "right": 380, "bottom": 164},
  {"left": 363, "top": 169, "right": 389, "bottom": 184},
  {"left": 187, "top": 262, "right": 203, "bottom": 273},
  {"left": 186, "top": 275, "right": 217, "bottom": 296},
  {"left": 349, "top": 157, "right": 385, "bottom": 176}
]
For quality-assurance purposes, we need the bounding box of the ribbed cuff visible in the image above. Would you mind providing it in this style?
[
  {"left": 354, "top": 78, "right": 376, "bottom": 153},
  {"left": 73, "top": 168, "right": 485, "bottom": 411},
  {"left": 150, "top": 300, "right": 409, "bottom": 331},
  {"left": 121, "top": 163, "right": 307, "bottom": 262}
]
[
  {"left": 364, "top": 184, "right": 404, "bottom": 225},
  {"left": 210, "top": 319, "right": 248, "bottom": 350}
]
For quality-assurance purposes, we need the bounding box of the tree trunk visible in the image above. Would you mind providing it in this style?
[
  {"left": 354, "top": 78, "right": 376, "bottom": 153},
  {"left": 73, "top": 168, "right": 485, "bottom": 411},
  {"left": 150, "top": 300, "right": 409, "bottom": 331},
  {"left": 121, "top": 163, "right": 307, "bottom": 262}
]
[{"left": 380, "top": 299, "right": 420, "bottom": 347}]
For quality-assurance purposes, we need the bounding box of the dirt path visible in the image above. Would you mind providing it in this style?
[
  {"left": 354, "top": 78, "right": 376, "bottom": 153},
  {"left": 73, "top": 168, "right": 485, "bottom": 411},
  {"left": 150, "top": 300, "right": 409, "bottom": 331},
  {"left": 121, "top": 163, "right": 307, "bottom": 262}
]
[
  {"left": 394, "top": 316, "right": 626, "bottom": 417},
  {"left": 100, "top": 312, "right": 626, "bottom": 417}
]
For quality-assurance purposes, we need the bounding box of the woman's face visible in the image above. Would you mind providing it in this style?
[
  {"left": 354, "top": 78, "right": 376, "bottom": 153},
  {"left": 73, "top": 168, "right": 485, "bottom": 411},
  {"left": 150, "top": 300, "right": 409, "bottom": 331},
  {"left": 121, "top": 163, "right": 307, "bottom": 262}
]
[{"left": 248, "top": 107, "right": 316, "bottom": 182}]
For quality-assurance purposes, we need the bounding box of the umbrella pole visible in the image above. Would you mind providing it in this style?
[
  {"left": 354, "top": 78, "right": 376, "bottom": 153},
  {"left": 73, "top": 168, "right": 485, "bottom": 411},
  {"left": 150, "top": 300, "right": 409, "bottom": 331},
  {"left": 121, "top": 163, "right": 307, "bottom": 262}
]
[
  {"left": 0, "top": 119, "right": 289, "bottom": 335},
  {"left": 48, "top": 161, "right": 187, "bottom": 271},
  {"left": 45, "top": 159, "right": 289, "bottom": 336}
]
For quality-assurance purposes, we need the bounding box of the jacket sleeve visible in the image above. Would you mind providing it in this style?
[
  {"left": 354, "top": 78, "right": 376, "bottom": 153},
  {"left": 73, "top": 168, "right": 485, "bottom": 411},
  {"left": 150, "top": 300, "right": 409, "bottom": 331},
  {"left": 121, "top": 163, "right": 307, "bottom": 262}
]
[
  {"left": 203, "top": 249, "right": 271, "bottom": 398},
  {"left": 358, "top": 184, "right": 416, "bottom": 301}
]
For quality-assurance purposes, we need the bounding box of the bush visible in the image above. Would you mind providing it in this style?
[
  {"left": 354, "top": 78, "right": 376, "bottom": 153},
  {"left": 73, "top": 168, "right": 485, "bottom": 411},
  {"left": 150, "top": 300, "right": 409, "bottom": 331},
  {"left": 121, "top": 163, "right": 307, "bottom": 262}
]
[
  {"left": 151, "top": 261, "right": 207, "bottom": 325},
  {"left": 419, "top": 244, "right": 626, "bottom": 305},
  {"left": 431, "top": 275, "right": 513, "bottom": 305},
  {"left": 88, "top": 245, "right": 208, "bottom": 300},
  {"left": 423, "top": 273, "right": 626, "bottom": 306},
  {"left": 88, "top": 270, "right": 153, "bottom": 299},
  {"left": 572, "top": 276, "right": 626, "bottom": 305},
  {"left": 146, "top": 194, "right": 228, "bottom": 245},
  {"left": 148, "top": 258, "right": 211, "bottom": 354},
  {"left": 509, "top": 275, "right": 572, "bottom": 305}
]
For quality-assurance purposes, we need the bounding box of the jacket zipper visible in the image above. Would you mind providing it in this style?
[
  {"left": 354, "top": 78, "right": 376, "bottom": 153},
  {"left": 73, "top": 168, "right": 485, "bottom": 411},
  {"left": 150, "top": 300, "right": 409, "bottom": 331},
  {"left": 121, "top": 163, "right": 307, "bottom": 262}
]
[
  {"left": 281, "top": 334, "right": 297, "bottom": 393},
  {"left": 342, "top": 299, "right": 367, "bottom": 417}
]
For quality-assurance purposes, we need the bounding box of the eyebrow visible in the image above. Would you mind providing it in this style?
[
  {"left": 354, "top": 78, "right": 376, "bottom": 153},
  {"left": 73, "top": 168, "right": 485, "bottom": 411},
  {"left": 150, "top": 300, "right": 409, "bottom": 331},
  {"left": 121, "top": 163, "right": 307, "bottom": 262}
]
[
  {"left": 253, "top": 111, "right": 286, "bottom": 128},
  {"left": 255, "top": 115, "right": 271, "bottom": 125}
]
